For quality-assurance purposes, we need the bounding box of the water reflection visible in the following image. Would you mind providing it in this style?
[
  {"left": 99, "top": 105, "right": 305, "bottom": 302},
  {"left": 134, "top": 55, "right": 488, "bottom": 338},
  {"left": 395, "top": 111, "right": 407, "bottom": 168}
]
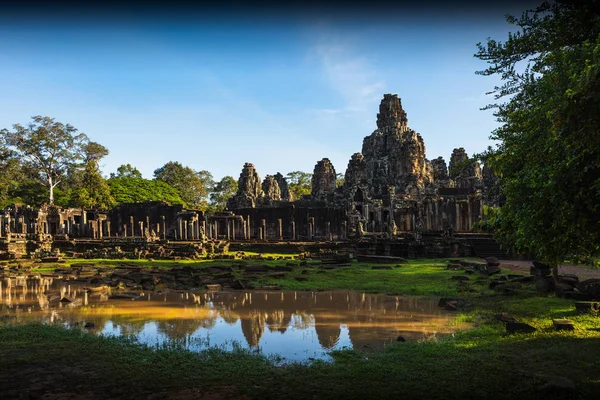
[{"left": 0, "top": 276, "right": 467, "bottom": 361}]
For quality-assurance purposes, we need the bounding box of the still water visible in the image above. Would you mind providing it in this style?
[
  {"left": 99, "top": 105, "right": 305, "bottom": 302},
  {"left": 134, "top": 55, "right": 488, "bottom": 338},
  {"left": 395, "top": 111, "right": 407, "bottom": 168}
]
[{"left": 0, "top": 276, "right": 466, "bottom": 362}]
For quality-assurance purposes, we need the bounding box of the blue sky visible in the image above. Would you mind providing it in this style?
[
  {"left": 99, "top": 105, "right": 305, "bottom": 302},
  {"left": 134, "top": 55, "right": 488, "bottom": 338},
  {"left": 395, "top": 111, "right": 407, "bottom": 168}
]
[{"left": 0, "top": 2, "right": 540, "bottom": 181}]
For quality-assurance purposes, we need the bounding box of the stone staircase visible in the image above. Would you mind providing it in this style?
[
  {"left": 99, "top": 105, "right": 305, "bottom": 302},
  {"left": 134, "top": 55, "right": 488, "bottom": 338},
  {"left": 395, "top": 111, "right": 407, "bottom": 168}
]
[{"left": 458, "top": 234, "right": 511, "bottom": 259}]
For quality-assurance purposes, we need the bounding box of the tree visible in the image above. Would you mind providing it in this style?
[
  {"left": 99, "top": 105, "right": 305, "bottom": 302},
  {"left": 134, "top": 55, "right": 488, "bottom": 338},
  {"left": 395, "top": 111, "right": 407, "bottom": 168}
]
[
  {"left": 154, "top": 161, "right": 214, "bottom": 210},
  {"left": 73, "top": 159, "right": 115, "bottom": 210},
  {"left": 0, "top": 136, "right": 24, "bottom": 207},
  {"left": 110, "top": 164, "right": 143, "bottom": 179},
  {"left": 475, "top": 0, "right": 600, "bottom": 270},
  {"left": 108, "top": 177, "right": 184, "bottom": 205},
  {"left": 1, "top": 116, "right": 88, "bottom": 204},
  {"left": 209, "top": 176, "right": 238, "bottom": 212},
  {"left": 286, "top": 171, "right": 312, "bottom": 199}
]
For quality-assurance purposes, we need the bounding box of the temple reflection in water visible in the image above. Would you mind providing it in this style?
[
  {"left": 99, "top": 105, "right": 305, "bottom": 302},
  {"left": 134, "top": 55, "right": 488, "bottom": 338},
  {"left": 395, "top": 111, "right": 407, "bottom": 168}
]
[{"left": 1, "top": 276, "right": 466, "bottom": 361}]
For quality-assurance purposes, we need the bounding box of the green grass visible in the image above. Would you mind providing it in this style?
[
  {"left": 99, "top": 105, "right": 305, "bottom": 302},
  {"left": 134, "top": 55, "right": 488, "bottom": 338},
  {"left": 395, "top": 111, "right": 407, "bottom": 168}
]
[{"left": 3, "top": 256, "right": 600, "bottom": 398}]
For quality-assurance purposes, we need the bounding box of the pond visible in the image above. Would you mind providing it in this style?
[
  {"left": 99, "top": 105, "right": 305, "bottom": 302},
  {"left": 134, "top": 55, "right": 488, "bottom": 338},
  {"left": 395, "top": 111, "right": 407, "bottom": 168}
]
[{"left": 0, "top": 275, "right": 467, "bottom": 362}]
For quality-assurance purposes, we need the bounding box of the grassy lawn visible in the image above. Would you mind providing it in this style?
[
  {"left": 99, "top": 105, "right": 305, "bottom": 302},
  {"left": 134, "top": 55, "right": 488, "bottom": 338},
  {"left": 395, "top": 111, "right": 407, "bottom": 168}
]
[{"left": 2, "top": 256, "right": 600, "bottom": 399}]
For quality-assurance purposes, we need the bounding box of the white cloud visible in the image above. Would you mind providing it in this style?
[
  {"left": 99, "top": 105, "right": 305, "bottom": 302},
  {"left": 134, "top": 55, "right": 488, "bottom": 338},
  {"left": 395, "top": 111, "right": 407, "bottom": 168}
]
[{"left": 311, "top": 36, "right": 385, "bottom": 113}]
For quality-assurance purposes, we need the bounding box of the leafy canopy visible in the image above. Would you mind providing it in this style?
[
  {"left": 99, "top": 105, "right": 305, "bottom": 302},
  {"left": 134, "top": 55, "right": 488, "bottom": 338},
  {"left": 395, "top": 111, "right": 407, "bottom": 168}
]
[
  {"left": 110, "top": 164, "right": 143, "bottom": 179},
  {"left": 108, "top": 177, "right": 184, "bottom": 206},
  {"left": 1, "top": 116, "right": 89, "bottom": 204},
  {"left": 475, "top": 0, "right": 600, "bottom": 265},
  {"left": 286, "top": 171, "right": 312, "bottom": 200},
  {"left": 154, "top": 161, "right": 213, "bottom": 210},
  {"left": 209, "top": 176, "right": 238, "bottom": 212}
]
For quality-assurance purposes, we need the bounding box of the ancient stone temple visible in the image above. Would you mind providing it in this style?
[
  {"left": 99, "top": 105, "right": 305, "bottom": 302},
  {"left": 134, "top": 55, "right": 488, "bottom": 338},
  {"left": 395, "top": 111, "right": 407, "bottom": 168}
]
[
  {"left": 0, "top": 93, "right": 501, "bottom": 259},
  {"left": 225, "top": 93, "right": 499, "bottom": 252}
]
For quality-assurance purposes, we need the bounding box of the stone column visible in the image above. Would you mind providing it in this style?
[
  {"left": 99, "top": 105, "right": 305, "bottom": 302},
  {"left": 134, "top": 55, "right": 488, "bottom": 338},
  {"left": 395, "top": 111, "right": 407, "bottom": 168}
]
[
  {"left": 231, "top": 220, "right": 236, "bottom": 240},
  {"left": 178, "top": 217, "right": 183, "bottom": 240},
  {"left": 161, "top": 216, "right": 167, "bottom": 240},
  {"left": 455, "top": 203, "right": 460, "bottom": 232},
  {"left": 247, "top": 216, "right": 251, "bottom": 239},
  {"left": 291, "top": 221, "right": 296, "bottom": 241},
  {"left": 310, "top": 217, "right": 315, "bottom": 239},
  {"left": 123, "top": 224, "right": 127, "bottom": 237},
  {"left": 214, "top": 222, "right": 218, "bottom": 239},
  {"left": 226, "top": 220, "right": 231, "bottom": 240},
  {"left": 43, "top": 222, "right": 48, "bottom": 234},
  {"left": 308, "top": 222, "right": 313, "bottom": 240},
  {"left": 98, "top": 220, "right": 103, "bottom": 239},
  {"left": 278, "top": 219, "right": 282, "bottom": 240},
  {"left": 139, "top": 221, "right": 144, "bottom": 237},
  {"left": 146, "top": 216, "right": 150, "bottom": 234},
  {"left": 243, "top": 218, "right": 248, "bottom": 240},
  {"left": 129, "top": 217, "right": 135, "bottom": 237},
  {"left": 259, "top": 226, "right": 263, "bottom": 240},
  {"left": 467, "top": 201, "right": 472, "bottom": 231},
  {"left": 202, "top": 220, "right": 206, "bottom": 240},
  {"left": 183, "top": 221, "right": 188, "bottom": 240},
  {"left": 261, "top": 219, "right": 267, "bottom": 240},
  {"left": 189, "top": 221, "right": 194, "bottom": 240},
  {"left": 106, "top": 221, "right": 111, "bottom": 237},
  {"left": 342, "top": 221, "right": 347, "bottom": 240},
  {"left": 326, "top": 221, "right": 331, "bottom": 241}
]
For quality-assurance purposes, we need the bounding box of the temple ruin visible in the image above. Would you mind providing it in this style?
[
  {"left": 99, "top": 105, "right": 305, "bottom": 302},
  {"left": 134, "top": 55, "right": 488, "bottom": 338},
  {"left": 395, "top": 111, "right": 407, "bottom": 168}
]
[{"left": 0, "top": 94, "right": 503, "bottom": 259}]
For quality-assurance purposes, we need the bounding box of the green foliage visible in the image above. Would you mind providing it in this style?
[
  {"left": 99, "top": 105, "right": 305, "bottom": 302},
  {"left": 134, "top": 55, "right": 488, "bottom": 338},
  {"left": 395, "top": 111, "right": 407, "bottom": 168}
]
[
  {"left": 0, "top": 138, "right": 24, "bottom": 208},
  {"left": 209, "top": 175, "right": 238, "bottom": 212},
  {"left": 286, "top": 171, "right": 312, "bottom": 199},
  {"left": 73, "top": 160, "right": 115, "bottom": 210},
  {"left": 475, "top": 0, "right": 600, "bottom": 265},
  {"left": 2, "top": 258, "right": 600, "bottom": 399},
  {"left": 110, "top": 164, "right": 143, "bottom": 179},
  {"left": 1, "top": 116, "right": 89, "bottom": 204},
  {"left": 154, "top": 161, "right": 214, "bottom": 210},
  {"left": 108, "top": 177, "right": 184, "bottom": 205}
]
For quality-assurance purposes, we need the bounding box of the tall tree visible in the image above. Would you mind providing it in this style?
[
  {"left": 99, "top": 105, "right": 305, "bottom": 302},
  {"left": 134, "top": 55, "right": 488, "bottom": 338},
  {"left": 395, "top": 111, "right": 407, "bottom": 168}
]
[
  {"left": 286, "top": 171, "right": 312, "bottom": 199},
  {"left": 475, "top": 0, "right": 600, "bottom": 269},
  {"left": 73, "top": 145, "right": 115, "bottom": 210},
  {"left": 110, "top": 164, "right": 143, "bottom": 179},
  {"left": 0, "top": 136, "right": 24, "bottom": 207},
  {"left": 154, "top": 161, "right": 214, "bottom": 210},
  {"left": 1, "top": 116, "right": 88, "bottom": 204},
  {"left": 209, "top": 176, "right": 238, "bottom": 212}
]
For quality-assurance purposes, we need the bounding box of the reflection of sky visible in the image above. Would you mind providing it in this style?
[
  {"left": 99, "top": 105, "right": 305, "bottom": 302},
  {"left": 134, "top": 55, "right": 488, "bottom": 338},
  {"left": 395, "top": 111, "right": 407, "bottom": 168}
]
[{"left": 2, "top": 276, "right": 467, "bottom": 363}]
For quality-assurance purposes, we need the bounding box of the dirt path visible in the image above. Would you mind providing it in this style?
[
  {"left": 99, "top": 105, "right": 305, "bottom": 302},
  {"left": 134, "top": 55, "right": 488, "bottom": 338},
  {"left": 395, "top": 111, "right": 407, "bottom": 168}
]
[{"left": 498, "top": 260, "right": 600, "bottom": 280}]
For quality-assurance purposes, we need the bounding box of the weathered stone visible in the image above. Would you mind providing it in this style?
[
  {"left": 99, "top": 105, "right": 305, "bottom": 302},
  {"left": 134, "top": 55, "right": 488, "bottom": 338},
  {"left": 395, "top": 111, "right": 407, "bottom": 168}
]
[
  {"left": 506, "top": 322, "right": 536, "bottom": 334},
  {"left": 449, "top": 148, "right": 482, "bottom": 189},
  {"left": 555, "top": 282, "right": 575, "bottom": 298},
  {"left": 262, "top": 175, "right": 281, "bottom": 202},
  {"left": 311, "top": 158, "right": 337, "bottom": 200},
  {"left": 431, "top": 157, "right": 448, "bottom": 182},
  {"left": 228, "top": 163, "right": 264, "bottom": 208},
  {"left": 535, "top": 277, "right": 555, "bottom": 294},
  {"left": 576, "top": 279, "right": 600, "bottom": 297},
  {"left": 574, "top": 301, "right": 600, "bottom": 313},
  {"left": 273, "top": 172, "right": 292, "bottom": 201},
  {"left": 552, "top": 319, "right": 575, "bottom": 331},
  {"left": 485, "top": 256, "right": 500, "bottom": 266}
]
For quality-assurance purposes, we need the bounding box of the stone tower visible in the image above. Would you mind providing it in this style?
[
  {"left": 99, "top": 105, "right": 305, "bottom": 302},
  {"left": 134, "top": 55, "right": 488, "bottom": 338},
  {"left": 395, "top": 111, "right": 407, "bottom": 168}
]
[
  {"left": 311, "top": 158, "right": 337, "bottom": 200},
  {"left": 361, "top": 94, "right": 428, "bottom": 197},
  {"left": 228, "top": 163, "right": 264, "bottom": 208}
]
